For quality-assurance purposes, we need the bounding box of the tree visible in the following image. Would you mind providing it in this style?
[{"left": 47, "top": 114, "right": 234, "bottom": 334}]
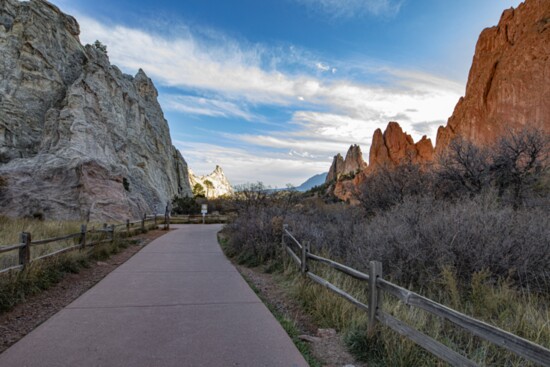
[
  {"left": 436, "top": 137, "right": 491, "bottom": 198},
  {"left": 171, "top": 196, "right": 200, "bottom": 215},
  {"left": 203, "top": 180, "right": 214, "bottom": 198},
  {"left": 193, "top": 183, "right": 205, "bottom": 198},
  {"left": 232, "top": 182, "right": 269, "bottom": 212},
  {"left": 491, "top": 128, "right": 549, "bottom": 208}
]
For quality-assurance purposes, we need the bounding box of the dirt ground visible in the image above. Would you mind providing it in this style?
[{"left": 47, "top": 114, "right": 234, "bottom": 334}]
[
  {"left": 236, "top": 264, "right": 366, "bottom": 367},
  {"left": 0, "top": 229, "right": 167, "bottom": 354}
]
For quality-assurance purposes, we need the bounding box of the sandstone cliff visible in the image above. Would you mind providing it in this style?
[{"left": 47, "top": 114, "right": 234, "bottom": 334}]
[
  {"left": 436, "top": 0, "right": 550, "bottom": 153},
  {"left": 325, "top": 145, "right": 367, "bottom": 183},
  {"left": 328, "top": 0, "right": 550, "bottom": 203},
  {"left": 369, "top": 122, "right": 434, "bottom": 169},
  {"left": 189, "top": 166, "right": 233, "bottom": 199},
  {"left": 0, "top": 0, "right": 192, "bottom": 220}
]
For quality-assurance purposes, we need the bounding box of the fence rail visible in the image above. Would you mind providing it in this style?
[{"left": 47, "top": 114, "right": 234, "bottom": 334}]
[
  {"left": 282, "top": 224, "right": 550, "bottom": 367},
  {"left": 0, "top": 213, "right": 166, "bottom": 275}
]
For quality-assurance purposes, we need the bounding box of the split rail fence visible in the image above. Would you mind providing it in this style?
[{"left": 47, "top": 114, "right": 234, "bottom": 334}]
[
  {"left": 282, "top": 224, "right": 550, "bottom": 367},
  {"left": 0, "top": 213, "right": 169, "bottom": 275}
]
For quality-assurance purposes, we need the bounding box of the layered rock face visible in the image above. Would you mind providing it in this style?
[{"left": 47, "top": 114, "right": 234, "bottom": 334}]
[
  {"left": 325, "top": 145, "right": 367, "bottom": 183},
  {"left": 369, "top": 122, "right": 434, "bottom": 169},
  {"left": 436, "top": 0, "right": 550, "bottom": 153},
  {"left": 0, "top": 0, "right": 192, "bottom": 220},
  {"left": 189, "top": 166, "right": 233, "bottom": 199}
]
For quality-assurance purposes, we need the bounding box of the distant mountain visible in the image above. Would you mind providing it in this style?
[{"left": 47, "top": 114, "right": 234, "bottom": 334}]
[{"left": 295, "top": 173, "right": 328, "bottom": 192}]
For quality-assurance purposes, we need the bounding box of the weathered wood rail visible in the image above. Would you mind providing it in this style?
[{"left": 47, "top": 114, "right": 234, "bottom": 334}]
[
  {"left": 282, "top": 224, "right": 550, "bottom": 367},
  {"left": 0, "top": 214, "right": 166, "bottom": 275}
]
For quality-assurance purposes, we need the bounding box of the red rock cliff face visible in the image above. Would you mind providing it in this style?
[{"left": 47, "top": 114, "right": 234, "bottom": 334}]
[
  {"left": 369, "top": 122, "right": 434, "bottom": 168},
  {"left": 436, "top": 0, "right": 550, "bottom": 154}
]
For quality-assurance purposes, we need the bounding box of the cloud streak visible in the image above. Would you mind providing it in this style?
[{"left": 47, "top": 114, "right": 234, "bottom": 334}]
[
  {"left": 292, "top": 0, "right": 403, "bottom": 19},
  {"left": 161, "top": 95, "right": 254, "bottom": 121}
]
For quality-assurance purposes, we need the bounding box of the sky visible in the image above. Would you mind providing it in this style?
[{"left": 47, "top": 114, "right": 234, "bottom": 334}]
[{"left": 50, "top": 0, "right": 522, "bottom": 187}]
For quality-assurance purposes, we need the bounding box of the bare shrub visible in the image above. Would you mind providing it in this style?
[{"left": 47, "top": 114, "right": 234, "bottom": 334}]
[{"left": 358, "top": 162, "right": 434, "bottom": 214}]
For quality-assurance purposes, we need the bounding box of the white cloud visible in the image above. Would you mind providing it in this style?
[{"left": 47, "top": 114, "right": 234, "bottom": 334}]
[
  {"left": 161, "top": 95, "right": 254, "bottom": 121},
  {"left": 174, "top": 141, "right": 328, "bottom": 188},
  {"left": 293, "top": 0, "right": 403, "bottom": 19},
  {"left": 316, "top": 62, "right": 330, "bottom": 72}
]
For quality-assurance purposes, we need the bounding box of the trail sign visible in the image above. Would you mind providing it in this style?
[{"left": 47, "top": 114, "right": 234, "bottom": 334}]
[{"left": 201, "top": 204, "right": 208, "bottom": 215}]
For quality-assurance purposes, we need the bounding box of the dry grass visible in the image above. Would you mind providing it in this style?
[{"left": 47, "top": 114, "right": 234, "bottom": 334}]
[
  {"left": 0, "top": 216, "right": 82, "bottom": 246},
  {"left": 283, "top": 261, "right": 550, "bottom": 366}
]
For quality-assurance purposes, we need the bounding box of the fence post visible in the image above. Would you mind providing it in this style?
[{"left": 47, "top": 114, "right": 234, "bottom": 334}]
[
  {"left": 165, "top": 203, "right": 170, "bottom": 230},
  {"left": 282, "top": 224, "right": 288, "bottom": 256},
  {"left": 368, "top": 261, "right": 383, "bottom": 334},
  {"left": 141, "top": 213, "right": 146, "bottom": 233},
  {"left": 110, "top": 224, "right": 115, "bottom": 243},
  {"left": 126, "top": 219, "right": 130, "bottom": 236},
  {"left": 80, "top": 224, "right": 87, "bottom": 249},
  {"left": 19, "top": 232, "right": 31, "bottom": 267},
  {"left": 301, "top": 241, "right": 309, "bottom": 274}
]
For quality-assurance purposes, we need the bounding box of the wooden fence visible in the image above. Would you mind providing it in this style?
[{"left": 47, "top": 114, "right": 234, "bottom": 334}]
[
  {"left": 0, "top": 214, "right": 167, "bottom": 275},
  {"left": 170, "top": 214, "right": 229, "bottom": 224},
  {"left": 282, "top": 224, "right": 550, "bottom": 367}
]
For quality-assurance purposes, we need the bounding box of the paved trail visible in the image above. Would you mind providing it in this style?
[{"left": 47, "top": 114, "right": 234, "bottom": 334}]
[{"left": 0, "top": 225, "right": 308, "bottom": 367}]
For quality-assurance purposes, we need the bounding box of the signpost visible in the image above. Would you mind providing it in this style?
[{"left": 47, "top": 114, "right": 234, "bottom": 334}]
[{"left": 201, "top": 204, "right": 208, "bottom": 224}]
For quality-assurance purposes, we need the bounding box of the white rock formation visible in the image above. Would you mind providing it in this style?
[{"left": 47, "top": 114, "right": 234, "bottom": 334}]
[
  {"left": 0, "top": 0, "right": 192, "bottom": 221},
  {"left": 189, "top": 166, "right": 233, "bottom": 198}
]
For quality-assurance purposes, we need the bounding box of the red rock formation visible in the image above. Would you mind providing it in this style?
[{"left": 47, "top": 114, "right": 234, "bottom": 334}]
[
  {"left": 436, "top": 0, "right": 550, "bottom": 154},
  {"left": 343, "top": 144, "right": 368, "bottom": 174},
  {"left": 325, "top": 145, "right": 368, "bottom": 183},
  {"left": 369, "top": 122, "right": 434, "bottom": 169}
]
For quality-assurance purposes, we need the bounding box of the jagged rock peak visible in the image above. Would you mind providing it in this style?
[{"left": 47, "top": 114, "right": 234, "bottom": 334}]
[
  {"left": 325, "top": 145, "right": 367, "bottom": 183},
  {"left": 189, "top": 166, "right": 233, "bottom": 198},
  {"left": 369, "top": 122, "right": 434, "bottom": 168},
  {"left": 343, "top": 144, "right": 368, "bottom": 175},
  {"left": 436, "top": 0, "right": 550, "bottom": 154},
  {"left": 326, "top": 154, "right": 344, "bottom": 183},
  {"left": 0, "top": 0, "right": 193, "bottom": 220}
]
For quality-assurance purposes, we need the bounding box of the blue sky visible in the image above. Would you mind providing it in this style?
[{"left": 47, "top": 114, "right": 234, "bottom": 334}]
[{"left": 51, "top": 0, "right": 521, "bottom": 187}]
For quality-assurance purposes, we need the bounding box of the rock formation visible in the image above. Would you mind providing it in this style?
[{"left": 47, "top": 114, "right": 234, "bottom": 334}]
[
  {"left": 326, "top": 154, "right": 344, "bottom": 183},
  {"left": 189, "top": 166, "right": 233, "bottom": 198},
  {"left": 0, "top": 0, "right": 192, "bottom": 220},
  {"left": 325, "top": 145, "right": 367, "bottom": 183},
  {"left": 327, "top": 0, "right": 550, "bottom": 204},
  {"left": 436, "top": 0, "right": 550, "bottom": 154},
  {"left": 369, "top": 122, "right": 434, "bottom": 169},
  {"left": 343, "top": 144, "right": 368, "bottom": 174}
]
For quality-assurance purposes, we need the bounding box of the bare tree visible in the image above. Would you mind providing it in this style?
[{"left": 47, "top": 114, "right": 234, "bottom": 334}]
[
  {"left": 491, "top": 128, "right": 550, "bottom": 208},
  {"left": 436, "top": 137, "right": 491, "bottom": 198}
]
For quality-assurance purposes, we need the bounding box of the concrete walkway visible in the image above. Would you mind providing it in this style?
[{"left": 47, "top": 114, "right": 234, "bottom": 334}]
[{"left": 0, "top": 225, "right": 309, "bottom": 367}]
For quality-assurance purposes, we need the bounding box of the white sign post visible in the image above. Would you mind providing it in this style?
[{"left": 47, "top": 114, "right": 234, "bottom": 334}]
[{"left": 201, "top": 204, "right": 208, "bottom": 224}]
